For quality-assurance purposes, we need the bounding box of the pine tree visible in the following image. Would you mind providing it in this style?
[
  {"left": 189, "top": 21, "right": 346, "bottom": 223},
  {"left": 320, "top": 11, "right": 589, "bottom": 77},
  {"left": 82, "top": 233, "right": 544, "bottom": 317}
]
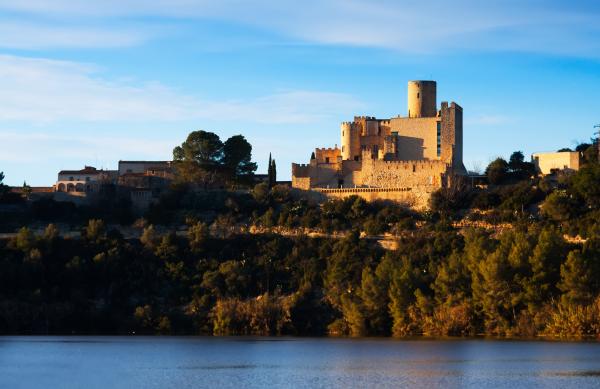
[{"left": 558, "top": 250, "right": 593, "bottom": 306}]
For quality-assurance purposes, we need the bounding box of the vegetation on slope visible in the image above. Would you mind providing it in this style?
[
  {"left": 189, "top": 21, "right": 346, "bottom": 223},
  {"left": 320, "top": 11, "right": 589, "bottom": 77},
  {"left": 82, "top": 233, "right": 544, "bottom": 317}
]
[{"left": 1, "top": 133, "right": 600, "bottom": 338}]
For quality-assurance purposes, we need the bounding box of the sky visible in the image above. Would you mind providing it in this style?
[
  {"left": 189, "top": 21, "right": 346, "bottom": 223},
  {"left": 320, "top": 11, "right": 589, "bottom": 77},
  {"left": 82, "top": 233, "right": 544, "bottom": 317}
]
[{"left": 0, "top": 0, "right": 599, "bottom": 186}]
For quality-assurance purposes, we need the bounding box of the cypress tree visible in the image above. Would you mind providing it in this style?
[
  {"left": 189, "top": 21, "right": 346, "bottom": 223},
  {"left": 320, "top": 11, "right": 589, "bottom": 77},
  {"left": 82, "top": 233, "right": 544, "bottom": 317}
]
[
  {"left": 267, "top": 153, "right": 273, "bottom": 188},
  {"left": 271, "top": 159, "right": 277, "bottom": 186}
]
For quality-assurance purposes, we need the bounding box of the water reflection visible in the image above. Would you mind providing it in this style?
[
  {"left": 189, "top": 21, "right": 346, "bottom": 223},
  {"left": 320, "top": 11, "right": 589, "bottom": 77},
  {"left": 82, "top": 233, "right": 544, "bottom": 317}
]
[{"left": 1, "top": 337, "right": 600, "bottom": 388}]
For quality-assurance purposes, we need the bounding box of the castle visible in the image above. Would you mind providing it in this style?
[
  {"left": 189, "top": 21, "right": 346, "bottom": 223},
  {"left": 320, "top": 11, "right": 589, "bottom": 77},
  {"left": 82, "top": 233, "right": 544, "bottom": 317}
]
[{"left": 292, "top": 81, "right": 466, "bottom": 208}]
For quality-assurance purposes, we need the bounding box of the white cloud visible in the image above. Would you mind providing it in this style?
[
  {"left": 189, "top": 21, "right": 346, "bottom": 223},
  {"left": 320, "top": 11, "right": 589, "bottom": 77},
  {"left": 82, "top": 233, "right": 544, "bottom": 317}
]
[
  {"left": 0, "top": 132, "right": 169, "bottom": 163},
  {"left": 0, "top": 21, "right": 149, "bottom": 49},
  {"left": 0, "top": 0, "right": 598, "bottom": 56},
  {"left": 0, "top": 54, "right": 363, "bottom": 124}
]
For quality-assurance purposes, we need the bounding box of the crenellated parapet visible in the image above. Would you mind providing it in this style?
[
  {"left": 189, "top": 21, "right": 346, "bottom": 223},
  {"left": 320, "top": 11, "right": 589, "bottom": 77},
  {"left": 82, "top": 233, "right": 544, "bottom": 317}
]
[{"left": 291, "top": 163, "right": 312, "bottom": 177}]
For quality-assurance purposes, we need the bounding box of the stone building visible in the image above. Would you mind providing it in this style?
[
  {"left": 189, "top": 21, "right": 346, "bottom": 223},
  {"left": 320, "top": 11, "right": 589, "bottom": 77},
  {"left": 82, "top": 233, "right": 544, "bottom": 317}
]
[
  {"left": 531, "top": 151, "right": 580, "bottom": 175},
  {"left": 291, "top": 80, "right": 466, "bottom": 208},
  {"left": 117, "top": 161, "right": 173, "bottom": 209},
  {"left": 55, "top": 166, "right": 118, "bottom": 194},
  {"left": 53, "top": 161, "right": 173, "bottom": 210}
]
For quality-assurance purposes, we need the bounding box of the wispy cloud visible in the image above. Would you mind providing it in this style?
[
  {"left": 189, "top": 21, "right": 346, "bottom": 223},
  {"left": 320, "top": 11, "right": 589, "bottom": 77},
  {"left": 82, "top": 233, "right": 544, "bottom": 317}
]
[
  {"left": 0, "top": 21, "right": 150, "bottom": 49},
  {"left": 0, "top": 0, "right": 599, "bottom": 56},
  {"left": 0, "top": 132, "right": 169, "bottom": 163},
  {"left": 0, "top": 54, "right": 363, "bottom": 124}
]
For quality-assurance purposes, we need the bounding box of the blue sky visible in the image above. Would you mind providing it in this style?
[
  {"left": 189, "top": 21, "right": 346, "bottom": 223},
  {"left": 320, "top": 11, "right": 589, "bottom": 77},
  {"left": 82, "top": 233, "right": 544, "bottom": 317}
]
[{"left": 0, "top": 0, "right": 599, "bottom": 185}]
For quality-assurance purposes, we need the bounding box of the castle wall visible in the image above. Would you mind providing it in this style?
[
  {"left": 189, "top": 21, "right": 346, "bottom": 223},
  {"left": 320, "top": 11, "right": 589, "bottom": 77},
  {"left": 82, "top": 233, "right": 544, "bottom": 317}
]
[
  {"left": 341, "top": 160, "right": 362, "bottom": 188},
  {"left": 360, "top": 158, "right": 448, "bottom": 189},
  {"left": 388, "top": 117, "right": 439, "bottom": 160},
  {"left": 313, "top": 187, "right": 432, "bottom": 209},
  {"left": 292, "top": 175, "right": 312, "bottom": 190},
  {"left": 292, "top": 162, "right": 339, "bottom": 188},
  {"left": 315, "top": 147, "right": 341, "bottom": 165}
]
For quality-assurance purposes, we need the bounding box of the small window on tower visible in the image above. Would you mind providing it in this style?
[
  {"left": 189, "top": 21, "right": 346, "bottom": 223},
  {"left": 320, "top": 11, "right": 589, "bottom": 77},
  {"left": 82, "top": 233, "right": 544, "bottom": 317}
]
[
  {"left": 325, "top": 157, "right": 330, "bottom": 163},
  {"left": 417, "top": 93, "right": 420, "bottom": 98}
]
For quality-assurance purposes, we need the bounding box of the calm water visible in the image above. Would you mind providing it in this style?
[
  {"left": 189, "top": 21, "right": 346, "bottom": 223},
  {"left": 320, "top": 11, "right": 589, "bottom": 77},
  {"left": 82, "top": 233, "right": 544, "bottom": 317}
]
[{"left": 2, "top": 337, "right": 600, "bottom": 388}]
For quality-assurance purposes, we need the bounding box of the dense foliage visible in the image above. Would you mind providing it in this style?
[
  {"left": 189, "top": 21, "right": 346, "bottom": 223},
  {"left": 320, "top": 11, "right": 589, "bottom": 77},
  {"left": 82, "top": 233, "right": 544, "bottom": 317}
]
[{"left": 1, "top": 139, "right": 600, "bottom": 338}]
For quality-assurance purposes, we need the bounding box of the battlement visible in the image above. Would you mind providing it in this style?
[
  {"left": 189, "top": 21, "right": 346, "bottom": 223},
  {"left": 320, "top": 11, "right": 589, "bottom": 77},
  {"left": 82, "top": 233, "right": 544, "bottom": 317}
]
[
  {"left": 291, "top": 163, "right": 312, "bottom": 177},
  {"left": 378, "top": 158, "right": 447, "bottom": 166},
  {"left": 315, "top": 147, "right": 339, "bottom": 152},
  {"left": 314, "top": 187, "right": 412, "bottom": 193}
]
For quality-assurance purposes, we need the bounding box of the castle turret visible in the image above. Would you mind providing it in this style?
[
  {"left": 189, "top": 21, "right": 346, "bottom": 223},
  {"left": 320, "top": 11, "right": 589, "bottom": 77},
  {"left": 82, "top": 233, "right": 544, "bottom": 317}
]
[
  {"left": 341, "top": 122, "right": 361, "bottom": 161},
  {"left": 407, "top": 80, "right": 437, "bottom": 118}
]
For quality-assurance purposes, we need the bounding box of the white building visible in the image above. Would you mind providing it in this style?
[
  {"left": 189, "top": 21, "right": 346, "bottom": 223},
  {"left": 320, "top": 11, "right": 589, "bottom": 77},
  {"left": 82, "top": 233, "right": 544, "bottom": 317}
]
[{"left": 55, "top": 166, "right": 117, "bottom": 193}]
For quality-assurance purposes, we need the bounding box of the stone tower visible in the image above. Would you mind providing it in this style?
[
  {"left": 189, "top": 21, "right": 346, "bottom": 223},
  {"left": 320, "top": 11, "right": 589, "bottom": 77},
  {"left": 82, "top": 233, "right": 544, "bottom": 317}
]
[{"left": 407, "top": 80, "right": 437, "bottom": 118}]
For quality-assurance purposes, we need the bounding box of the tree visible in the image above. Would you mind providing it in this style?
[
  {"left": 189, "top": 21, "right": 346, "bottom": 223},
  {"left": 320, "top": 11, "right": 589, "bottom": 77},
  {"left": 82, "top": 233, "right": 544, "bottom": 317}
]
[
  {"left": 22, "top": 181, "right": 32, "bottom": 200},
  {"left": 267, "top": 153, "right": 272, "bottom": 186},
  {"left": 43, "top": 224, "right": 59, "bottom": 242},
  {"left": 485, "top": 158, "right": 509, "bottom": 185},
  {"left": 508, "top": 151, "right": 525, "bottom": 171},
  {"left": 173, "top": 130, "right": 224, "bottom": 186},
  {"left": 173, "top": 130, "right": 223, "bottom": 166},
  {"left": 0, "top": 172, "right": 8, "bottom": 200},
  {"left": 84, "top": 219, "right": 106, "bottom": 242},
  {"left": 360, "top": 266, "right": 390, "bottom": 334},
  {"left": 508, "top": 151, "right": 535, "bottom": 179},
  {"left": 571, "top": 164, "right": 600, "bottom": 209},
  {"left": 252, "top": 182, "right": 269, "bottom": 204},
  {"left": 222, "top": 135, "right": 257, "bottom": 180},
  {"left": 267, "top": 153, "right": 277, "bottom": 188},
  {"left": 524, "top": 227, "right": 565, "bottom": 311},
  {"left": 558, "top": 250, "right": 593, "bottom": 306},
  {"left": 188, "top": 222, "right": 209, "bottom": 253},
  {"left": 271, "top": 159, "right": 277, "bottom": 186},
  {"left": 140, "top": 225, "right": 159, "bottom": 250},
  {"left": 540, "top": 190, "right": 577, "bottom": 221}
]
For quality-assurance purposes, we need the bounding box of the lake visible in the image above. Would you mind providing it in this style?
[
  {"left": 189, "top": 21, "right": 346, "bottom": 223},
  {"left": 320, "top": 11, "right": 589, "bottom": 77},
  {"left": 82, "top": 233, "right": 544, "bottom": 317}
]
[{"left": 2, "top": 337, "right": 600, "bottom": 388}]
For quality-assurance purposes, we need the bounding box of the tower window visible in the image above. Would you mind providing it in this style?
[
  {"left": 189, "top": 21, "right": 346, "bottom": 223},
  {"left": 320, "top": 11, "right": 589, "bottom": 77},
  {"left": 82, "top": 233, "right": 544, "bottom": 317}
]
[
  {"left": 325, "top": 157, "right": 330, "bottom": 163},
  {"left": 417, "top": 93, "right": 420, "bottom": 98}
]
